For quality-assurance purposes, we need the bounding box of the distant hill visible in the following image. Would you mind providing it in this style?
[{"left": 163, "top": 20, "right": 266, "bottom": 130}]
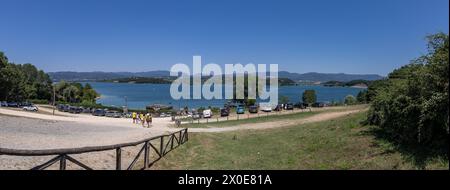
[
  {"left": 278, "top": 71, "right": 384, "bottom": 82},
  {"left": 48, "top": 70, "right": 170, "bottom": 82},
  {"left": 322, "top": 80, "right": 372, "bottom": 88},
  {"left": 48, "top": 70, "right": 384, "bottom": 82}
]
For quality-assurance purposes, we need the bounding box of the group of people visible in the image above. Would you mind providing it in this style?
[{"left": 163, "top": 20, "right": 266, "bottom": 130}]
[{"left": 132, "top": 112, "right": 152, "bottom": 128}]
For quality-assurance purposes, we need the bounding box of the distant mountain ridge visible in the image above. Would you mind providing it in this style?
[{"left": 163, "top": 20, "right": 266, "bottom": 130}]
[
  {"left": 48, "top": 70, "right": 171, "bottom": 82},
  {"left": 278, "top": 71, "right": 384, "bottom": 82},
  {"left": 48, "top": 70, "right": 384, "bottom": 82}
]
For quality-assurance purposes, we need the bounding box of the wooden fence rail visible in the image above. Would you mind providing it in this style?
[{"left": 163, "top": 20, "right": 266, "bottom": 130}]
[{"left": 0, "top": 128, "right": 189, "bottom": 170}]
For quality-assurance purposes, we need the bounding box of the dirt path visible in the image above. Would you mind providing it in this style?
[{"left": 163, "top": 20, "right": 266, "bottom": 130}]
[{"left": 188, "top": 108, "right": 366, "bottom": 133}]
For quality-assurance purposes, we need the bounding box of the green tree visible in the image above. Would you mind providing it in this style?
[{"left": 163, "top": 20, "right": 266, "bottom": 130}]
[
  {"left": 344, "top": 95, "right": 357, "bottom": 105},
  {"left": 63, "top": 85, "right": 80, "bottom": 103},
  {"left": 0, "top": 64, "right": 27, "bottom": 101},
  {"left": 0, "top": 51, "right": 8, "bottom": 69},
  {"left": 366, "top": 33, "right": 449, "bottom": 165},
  {"left": 246, "top": 99, "right": 256, "bottom": 106},
  {"left": 0, "top": 52, "right": 9, "bottom": 99},
  {"left": 302, "top": 90, "right": 316, "bottom": 106},
  {"left": 356, "top": 90, "right": 368, "bottom": 103},
  {"left": 279, "top": 95, "right": 289, "bottom": 104}
]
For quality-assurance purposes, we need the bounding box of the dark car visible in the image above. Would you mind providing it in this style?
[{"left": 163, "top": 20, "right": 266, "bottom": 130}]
[
  {"left": 192, "top": 111, "right": 201, "bottom": 120},
  {"left": 220, "top": 108, "right": 229, "bottom": 117},
  {"left": 295, "top": 103, "right": 306, "bottom": 109},
  {"left": 68, "top": 106, "right": 82, "bottom": 114},
  {"left": 248, "top": 105, "right": 258, "bottom": 113},
  {"left": 0, "top": 101, "right": 8, "bottom": 107},
  {"left": 19, "top": 102, "right": 32, "bottom": 107},
  {"left": 7, "top": 102, "right": 19, "bottom": 107},
  {"left": 57, "top": 104, "right": 65, "bottom": 111},
  {"left": 63, "top": 104, "right": 71, "bottom": 112},
  {"left": 274, "top": 104, "right": 282, "bottom": 111},
  {"left": 286, "top": 103, "right": 294, "bottom": 110},
  {"left": 92, "top": 109, "right": 106, "bottom": 116}
]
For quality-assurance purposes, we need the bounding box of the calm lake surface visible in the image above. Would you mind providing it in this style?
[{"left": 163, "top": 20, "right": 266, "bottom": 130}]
[{"left": 88, "top": 82, "right": 364, "bottom": 109}]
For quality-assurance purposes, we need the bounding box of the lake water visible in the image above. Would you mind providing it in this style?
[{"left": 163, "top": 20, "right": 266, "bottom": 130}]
[{"left": 88, "top": 82, "right": 364, "bottom": 109}]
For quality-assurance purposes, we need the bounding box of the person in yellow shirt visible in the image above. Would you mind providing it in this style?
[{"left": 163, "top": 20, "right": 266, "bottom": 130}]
[
  {"left": 132, "top": 112, "right": 137, "bottom": 124},
  {"left": 139, "top": 113, "right": 145, "bottom": 126}
]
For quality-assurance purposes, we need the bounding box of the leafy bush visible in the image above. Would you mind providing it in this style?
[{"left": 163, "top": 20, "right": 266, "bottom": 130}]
[
  {"left": 356, "top": 90, "right": 368, "bottom": 103},
  {"left": 28, "top": 99, "right": 49, "bottom": 104},
  {"left": 54, "top": 81, "right": 99, "bottom": 103},
  {"left": 366, "top": 33, "right": 449, "bottom": 162},
  {"left": 344, "top": 95, "right": 357, "bottom": 105}
]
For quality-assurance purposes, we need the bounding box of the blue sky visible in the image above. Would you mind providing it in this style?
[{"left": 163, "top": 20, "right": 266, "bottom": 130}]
[{"left": 1, "top": 0, "right": 448, "bottom": 75}]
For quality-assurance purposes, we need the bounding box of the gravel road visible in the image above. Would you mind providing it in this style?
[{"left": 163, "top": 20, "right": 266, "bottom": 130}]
[{"left": 0, "top": 114, "right": 166, "bottom": 170}]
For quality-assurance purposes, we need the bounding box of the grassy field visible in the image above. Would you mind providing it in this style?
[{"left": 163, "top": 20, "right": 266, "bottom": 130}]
[
  {"left": 153, "top": 111, "right": 448, "bottom": 169},
  {"left": 180, "top": 105, "right": 365, "bottom": 128}
]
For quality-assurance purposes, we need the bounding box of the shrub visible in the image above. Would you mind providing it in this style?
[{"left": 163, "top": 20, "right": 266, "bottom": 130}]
[
  {"left": 366, "top": 33, "right": 449, "bottom": 160},
  {"left": 344, "top": 95, "right": 357, "bottom": 105}
]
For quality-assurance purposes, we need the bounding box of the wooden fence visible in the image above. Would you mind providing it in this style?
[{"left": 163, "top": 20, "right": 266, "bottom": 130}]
[{"left": 0, "top": 128, "right": 188, "bottom": 170}]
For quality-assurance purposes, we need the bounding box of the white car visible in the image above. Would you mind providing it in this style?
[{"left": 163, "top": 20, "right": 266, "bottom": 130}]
[
  {"left": 23, "top": 105, "right": 38, "bottom": 112},
  {"left": 261, "top": 106, "right": 272, "bottom": 112}
]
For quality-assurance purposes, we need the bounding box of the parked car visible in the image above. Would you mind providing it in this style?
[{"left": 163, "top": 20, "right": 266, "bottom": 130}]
[
  {"left": 248, "top": 105, "right": 258, "bottom": 113},
  {"left": 0, "top": 101, "right": 7, "bottom": 107},
  {"left": 312, "top": 102, "right": 325, "bottom": 108},
  {"left": 81, "top": 107, "right": 92, "bottom": 113},
  {"left": 105, "top": 111, "right": 121, "bottom": 118},
  {"left": 92, "top": 109, "right": 106, "bottom": 116},
  {"left": 274, "top": 104, "right": 282, "bottom": 111},
  {"left": 286, "top": 103, "right": 294, "bottom": 110},
  {"left": 63, "top": 104, "right": 71, "bottom": 112},
  {"left": 236, "top": 105, "right": 245, "bottom": 114},
  {"left": 260, "top": 105, "right": 272, "bottom": 112},
  {"left": 220, "top": 108, "right": 229, "bottom": 117},
  {"left": 68, "top": 106, "right": 82, "bottom": 114},
  {"left": 23, "top": 105, "right": 38, "bottom": 112},
  {"left": 125, "top": 112, "right": 133, "bottom": 118},
  {"left": 192, "top": 111, "right": 200, "bottom": 119},
  {"left": 57, "top": 104, "right": 65, "bottom": 111},
  {"left": 203, "top": 109, "right": 212, "bottom": 118},
  {"left": 295, "top": 102, "right": 306, "bottom": 109},
  {"left": 19, "top": 102, "right": 32, "bottom": 107},
  {"left": 7, "top": 102, "right": 19, "bottom": 107}
]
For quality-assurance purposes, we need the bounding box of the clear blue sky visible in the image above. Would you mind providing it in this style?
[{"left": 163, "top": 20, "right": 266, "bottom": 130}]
[{"left": 1, "top": 0, "right": 448, "bottom": 75}]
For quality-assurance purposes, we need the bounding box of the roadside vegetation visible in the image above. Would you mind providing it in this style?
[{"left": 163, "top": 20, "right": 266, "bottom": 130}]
[
  {"left": 0, "top": 53, "right": 53, "bottom": 102},
  {"left": 0, "top": 51, "right": 101, "bottom": 107},
  {"left": 361, "top": 33, "right": 449, "bottom": 168}
]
